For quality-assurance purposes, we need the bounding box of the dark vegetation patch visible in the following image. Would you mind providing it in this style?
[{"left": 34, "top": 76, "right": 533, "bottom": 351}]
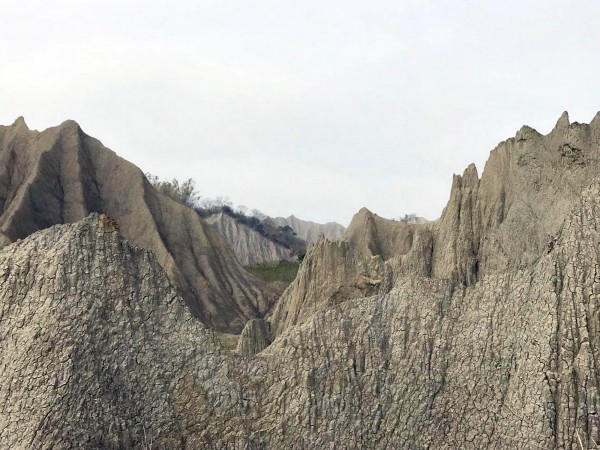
[
  {"left": 244, "top": 260, "right": 301, "bottom": 284},
  {"left": 559, "top": 144, "right": 586, "bottom": 166}
]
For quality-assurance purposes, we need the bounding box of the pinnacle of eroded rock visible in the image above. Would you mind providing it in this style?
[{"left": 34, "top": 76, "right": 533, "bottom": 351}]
[
  {"left": 552, "top": 110, "right": 570, "bottom": 132},
  {"left": 11, "top": 116, "right": 28, "bottom": 129}
]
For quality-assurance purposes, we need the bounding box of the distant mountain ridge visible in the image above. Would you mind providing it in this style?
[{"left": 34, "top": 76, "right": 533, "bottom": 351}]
[
  {"left": 144, "top": 174, "right": 346, "bottom": 259},
  {"left": 202, "top": 208, "right": 344, "bottom": 265},
  {"left": 206, "top": 211, "right": 294, "bottom": 265},
  {"left": 271, "top": 215, "right": 345, "bottom": 243}
]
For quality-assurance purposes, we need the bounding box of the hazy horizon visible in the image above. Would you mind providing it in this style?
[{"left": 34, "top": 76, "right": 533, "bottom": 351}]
[{"left": 2, "top": 1, "right": 600, "bottom": 225}]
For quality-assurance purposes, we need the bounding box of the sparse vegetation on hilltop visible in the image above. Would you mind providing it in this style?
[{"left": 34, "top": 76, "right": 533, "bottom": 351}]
[
  {"left": 145, "top": 174, "right": 201, "bottom": 209},
  {"left": 147, "top": 174, "right": 307, "bottom": 254}
]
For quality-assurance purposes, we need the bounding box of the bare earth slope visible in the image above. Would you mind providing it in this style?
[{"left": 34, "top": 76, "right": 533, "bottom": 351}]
[
  {"left": 268, "top": 208, "right": 433, "bottom": 334},
  {"left": 246, "top": 181, "right": 600, "bottom": 448},
  {"left": 0, "top": 118, "right": 270, "bottom": 332},
  {"left": 1, "top": 185, "right": 599, "bottom": 448},
  {"left": 205, "top": 211, "right": 293, "bottom": 265},
  {"left": 269, "top": 111, "right": 600, "bottom": 335},
  {"left": 431, "top": 111, "right": 600, "bottom": 283},
  {"left": 0, "top": 214, "right": 249, "bottom": 449},
  {"left": 2, "top": 112, "right": 600, "bottom": 449}
]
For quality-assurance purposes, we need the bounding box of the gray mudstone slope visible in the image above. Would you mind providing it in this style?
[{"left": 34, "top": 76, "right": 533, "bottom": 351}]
[
  {"left": 269, "top": 111, "right": 600, "bottom": 335},
  {"left": 2, "top": 186, "right": 600, "bottom": 448},
  {"left": 0, "top": 118, "right": 272, "bottom": 332},
  {"left": 0, "top": 215, "right": 236, "bottom": 449},
  {"left": 205, "top": 211, "right": 293, "bottom": 265},
  {"left": 2, "top": 112, "right": 600, "bottom": 449},
  {"left": 255, "top": 182, "right": 600, "bottom": 448}
]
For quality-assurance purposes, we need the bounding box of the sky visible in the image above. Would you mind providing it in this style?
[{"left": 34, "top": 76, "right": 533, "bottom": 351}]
[{"left": 1, "top": 1, "right": 600, "bottom": 225}]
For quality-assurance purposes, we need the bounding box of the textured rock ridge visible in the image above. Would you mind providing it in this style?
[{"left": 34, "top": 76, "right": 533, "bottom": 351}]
[
  {"left": 0, "top": 214, "right": 237, "bottom": 448},
  {"left": 0, "top": 119, "right": 271, "bottom": 332},
  {"left": 206, "top": 211, "right": 293, "bottom": 265},
  {"left": 239, "top": 181, "right": 600, "bottom": 448},
  {"left": 345, "top": 207, "right": 420, "bottom": 261},
  {"left": 2, "top": 112, "right": 600, "bottom": 449},
  {"left": 270, "top": 112, "right": 600, "bottom": 335},
  {"left": 272, "top": 214, "right": 346, "bottom": 242},
  {"left": 269, "top": 208, "right": 432, "bottom": 334},
  {"left": 2, "top": 182, "right": 600, "bottom": 448},
  {"left": 236, "top": 318, "right": 271, "bottom": 356},
  {"left": 268, "top": 235, "right": 384, "bottom": 335},
  {"left": 431, "top": 111, "right": 600, "bottom": 283},
  {"left": 249, "top": 182, "right": 598, "bottom": 448}
]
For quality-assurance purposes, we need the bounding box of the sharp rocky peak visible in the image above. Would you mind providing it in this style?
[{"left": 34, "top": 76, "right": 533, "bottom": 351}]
[
  {"left": 553, "top": 110, "right": 570, "bottom": 130},
  {"left": 11, "top": 116, "right": 28, "bottom": 129}
]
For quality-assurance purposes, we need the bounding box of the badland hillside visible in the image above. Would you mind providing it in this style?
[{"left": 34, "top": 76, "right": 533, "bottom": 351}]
[{"left": 0, "top": 112, "right": 599, "bottom": 448}]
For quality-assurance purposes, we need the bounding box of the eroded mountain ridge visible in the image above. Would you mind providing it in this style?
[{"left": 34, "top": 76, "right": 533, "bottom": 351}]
[
  {"left": 0, "top": 112, "right": 599, "bottom": 448},
  {"left": 0, "top": 117, "right": 273, "bottom": 333}
]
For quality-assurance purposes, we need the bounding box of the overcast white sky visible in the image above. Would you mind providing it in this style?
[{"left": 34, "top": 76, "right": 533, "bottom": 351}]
[{"left": 1, "top": 1, "right": 600, "bottom": 225}]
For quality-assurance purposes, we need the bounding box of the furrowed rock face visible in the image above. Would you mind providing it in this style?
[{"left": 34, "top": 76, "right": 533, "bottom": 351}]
[
  {"left": 0, "top": 214, "right": 240, "bottom": 448},
  {"left": 0, "top": 118, "right": 270, "bottom": 332},
  {"left": 253, "top": 181, "right": 600, "bottom": 449},
  {"left": 1, "top": 185, "right": 599, "bottom": 448},
  {"left": 268, "top": 236, "right": 384, "bottom": 335},
  {"left": 432, "top": 111, "right": 600, "bottom": 283},
  {"left": 205, "top": 211, "right": 293, "bottom": 265},
  {"left": 236, "top": 318, "right": 271, "bottom": 356},
  {"left": 268, "top": 208, "right": 434, "bottom": 334},
  {"left": 1, "top": 113, "right": 600, "bottom": 449},
  {"left": 270, "top": 112, "right": 600, "bottom": 335}
]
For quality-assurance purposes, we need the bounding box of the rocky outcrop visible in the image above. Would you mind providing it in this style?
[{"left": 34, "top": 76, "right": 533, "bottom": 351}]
[
  {"left": 268, "top": 236, "right": 383, "bottom": 335},
  {"left": 0, "top": 118, "right": 271, "bottom": 332},
  {"left": 2, "top": 112, "right": 600, "bottom": 449},
  {"left": 236, "top": 318, "right": 271, "bottom": 356},
  {"left": 270, "top": 112, "right": 600, "bottom": 335},
  {"left": 345, "top": 207, "right": 421, "bottom": 261},
  {"left": 268, "top": 208, "right": 432, "bottom": 334},
  {"left": 247, "top": 180, "right": 600, "bottom": 449},
  {"left": 2, "top": 182, "right": 599, "bottom": 448},
  {"left": 0, "top": 214, "right": 236, "bottom": 448},
  {"left": 206, "top": 211, "right": 293, "bottom": 265},
  {"left": 432, "top": 111, "right": 600, "bottom": 283},
  {"left": 271, "top": 214, "right": 346, "bottom": 242}
]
